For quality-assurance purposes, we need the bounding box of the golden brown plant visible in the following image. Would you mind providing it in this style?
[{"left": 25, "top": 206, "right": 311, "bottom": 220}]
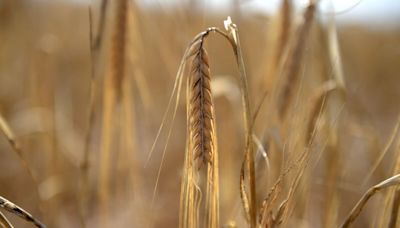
[{"left": 1, "top": 1, "right": 399, "bottom": 227}]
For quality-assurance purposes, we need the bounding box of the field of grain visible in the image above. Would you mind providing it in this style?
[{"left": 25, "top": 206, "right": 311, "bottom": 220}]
[{"left": 0, "top": 1, "right": 400, "bottom": 227}]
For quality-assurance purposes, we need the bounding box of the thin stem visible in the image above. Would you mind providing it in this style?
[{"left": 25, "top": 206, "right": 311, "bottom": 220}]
[{"left": 223, "top": 19, "right": 257, "bottom": 228}]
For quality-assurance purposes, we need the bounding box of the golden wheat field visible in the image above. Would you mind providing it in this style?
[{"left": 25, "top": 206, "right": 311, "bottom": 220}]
[{"left": 0, "top": 0, "right": 400, "bottom": 227}]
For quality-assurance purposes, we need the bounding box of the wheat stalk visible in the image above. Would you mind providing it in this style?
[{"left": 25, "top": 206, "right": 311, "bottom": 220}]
[
  {"left": 93, "top": 0, "right": 109, "bottom": 50},
  {"left": 79, "top": 3, "right": 109, "bottom": 227},
  {"left": 224, "top": 19, "right": 257, "bottom": 228}
]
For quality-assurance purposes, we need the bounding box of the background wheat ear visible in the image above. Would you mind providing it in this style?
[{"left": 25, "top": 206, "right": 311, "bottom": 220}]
[
  {"left": 276, "top": 2, "right": 316, "bottom": 120},
  {"left": 95, "top": 0, "right": 146, "bottom": 224}
]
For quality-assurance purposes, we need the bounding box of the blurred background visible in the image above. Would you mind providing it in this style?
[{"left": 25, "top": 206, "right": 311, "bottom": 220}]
[{"left": 0, "top": 0, "right": 399, "bottom": 227}]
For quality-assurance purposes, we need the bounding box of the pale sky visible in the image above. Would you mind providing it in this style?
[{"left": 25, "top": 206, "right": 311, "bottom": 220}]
[
  {"left": 64, "top": 0, "right": 400, "bottom": 28},
  {"left": 243, "top": 0, "right": 400, "bottom": 27}
]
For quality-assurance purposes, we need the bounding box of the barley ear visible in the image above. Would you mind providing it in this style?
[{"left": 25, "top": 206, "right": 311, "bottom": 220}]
[{"left": 180, "top": 32, "right": 219, "bottom": 228}]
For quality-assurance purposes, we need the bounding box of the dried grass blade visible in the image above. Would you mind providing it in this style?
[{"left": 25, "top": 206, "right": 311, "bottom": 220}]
[
  {"left": 0, "top": 113, "right": 42, "bottom": 214},
  {"left": 0, "top": 211, "right": 13, "bottom": 228},
  {"left": 306, "top": 80, "right": 337, "bottom": 144},
  {"left": 341, "top": 174, "right": 400, "bottom": 228},
  {"left": 363, "top": 116, "right": 400, "bottom": 185},
  {"left": 0, "top": 114, "right": 37, "bottom": 186},
  {"left": 0, "top": 197, "right": 45, "bottom": 228}
]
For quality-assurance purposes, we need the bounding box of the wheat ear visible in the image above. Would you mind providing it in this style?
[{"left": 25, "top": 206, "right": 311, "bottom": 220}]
[
  {"left": 278, "top": 2, "right": 316, "bottom": 119},
  {"left": 98, "top": 0, "right": 128, "bottom": 225},
  {"left": 180, "top": 31, "right": 219, "bottom": 228},
  {"left": 189, "top": 38, "right": 214, "bottom": 168}
]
